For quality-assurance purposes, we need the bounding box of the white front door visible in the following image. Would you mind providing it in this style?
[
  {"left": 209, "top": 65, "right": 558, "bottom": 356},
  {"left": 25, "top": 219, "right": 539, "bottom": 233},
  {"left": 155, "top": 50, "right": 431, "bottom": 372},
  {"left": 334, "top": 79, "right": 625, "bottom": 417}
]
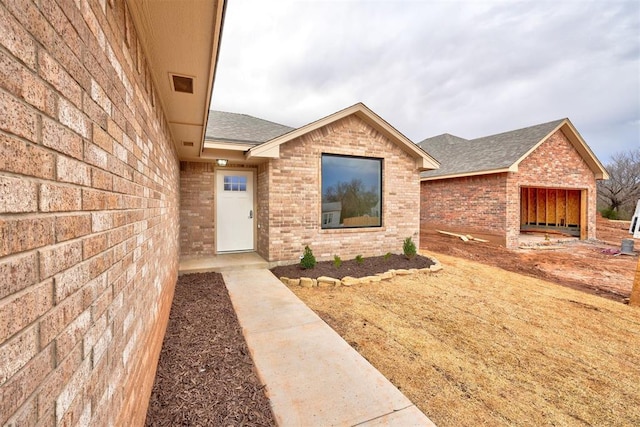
[{"left": 216, "top": 170, "right": 254, "bottom": 252}]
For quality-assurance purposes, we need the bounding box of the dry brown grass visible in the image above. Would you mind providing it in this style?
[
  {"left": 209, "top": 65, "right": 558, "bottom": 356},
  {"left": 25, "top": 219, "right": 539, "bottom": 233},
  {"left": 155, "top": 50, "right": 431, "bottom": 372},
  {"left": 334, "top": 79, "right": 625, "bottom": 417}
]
[{"left": 288, "top": 252, "right": 640, "bottom": 426}]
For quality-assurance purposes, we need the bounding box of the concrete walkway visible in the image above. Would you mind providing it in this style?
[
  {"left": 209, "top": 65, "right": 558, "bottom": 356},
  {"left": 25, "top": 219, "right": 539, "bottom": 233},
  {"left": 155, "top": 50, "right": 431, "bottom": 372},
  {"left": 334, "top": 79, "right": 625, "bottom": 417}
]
[
  {"left": 223, "top": 268, "right": 436, "bottom": 426},
  {"left": 179, "top": 252, "right": 268, "bottom": 275}
]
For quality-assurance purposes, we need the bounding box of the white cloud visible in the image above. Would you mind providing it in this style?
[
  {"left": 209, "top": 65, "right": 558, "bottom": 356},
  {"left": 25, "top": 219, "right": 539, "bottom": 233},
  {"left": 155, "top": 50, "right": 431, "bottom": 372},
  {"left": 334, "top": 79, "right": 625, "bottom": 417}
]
[{"left": 211, "top": 0, "right": 640, "bottom": 163}]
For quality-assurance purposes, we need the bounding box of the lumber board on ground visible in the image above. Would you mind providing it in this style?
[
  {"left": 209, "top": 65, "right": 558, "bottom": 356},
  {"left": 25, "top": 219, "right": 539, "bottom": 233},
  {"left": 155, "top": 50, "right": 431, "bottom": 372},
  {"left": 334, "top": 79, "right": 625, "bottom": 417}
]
[
  {"left": 436, "top": 230, "right": 489, "bottom": 243},
  {"left": 437, "top": 230, "right": 469, "bottom": 241}
]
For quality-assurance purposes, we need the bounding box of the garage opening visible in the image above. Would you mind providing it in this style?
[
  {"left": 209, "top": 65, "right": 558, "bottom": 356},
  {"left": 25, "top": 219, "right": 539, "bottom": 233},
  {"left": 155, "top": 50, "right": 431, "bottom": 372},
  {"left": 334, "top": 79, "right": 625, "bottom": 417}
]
[{"left": 520, "top": 187, "right": 587, "bottom": 238}]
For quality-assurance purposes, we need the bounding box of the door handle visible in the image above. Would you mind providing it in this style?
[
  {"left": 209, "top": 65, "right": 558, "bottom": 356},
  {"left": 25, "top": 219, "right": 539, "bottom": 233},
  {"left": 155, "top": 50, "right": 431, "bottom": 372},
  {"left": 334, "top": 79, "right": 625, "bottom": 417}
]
[{"left": 249, "top": 209, "right": 253, "bottom": 219}]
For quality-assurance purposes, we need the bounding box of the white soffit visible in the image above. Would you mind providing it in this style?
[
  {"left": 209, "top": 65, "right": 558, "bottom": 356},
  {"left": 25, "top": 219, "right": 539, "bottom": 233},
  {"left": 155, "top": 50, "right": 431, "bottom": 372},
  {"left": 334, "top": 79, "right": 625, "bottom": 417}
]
[{"left": 126, "top": 0, "right": 225, "bottom": 160}]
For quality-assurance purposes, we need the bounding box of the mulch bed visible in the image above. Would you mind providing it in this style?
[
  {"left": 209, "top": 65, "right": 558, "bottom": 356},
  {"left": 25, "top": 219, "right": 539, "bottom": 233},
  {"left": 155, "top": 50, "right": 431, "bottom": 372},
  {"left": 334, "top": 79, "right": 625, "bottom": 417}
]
[
  {"left": 271, "top": 253, "right": 434, "bottom": 280},
  {"left": 145, "top": 272, "right": 276, "bottom": 426}
]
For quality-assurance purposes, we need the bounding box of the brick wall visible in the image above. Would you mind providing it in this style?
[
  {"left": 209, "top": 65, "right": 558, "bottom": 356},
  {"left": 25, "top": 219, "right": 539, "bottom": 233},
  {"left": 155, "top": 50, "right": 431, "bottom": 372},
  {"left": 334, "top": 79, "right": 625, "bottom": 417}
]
[
  {"left": 256, "top": 161, "right": 270, "bottom": 257},
  {"left": 420, "top": 129, "right": 598, "bottom": 249},
  {"left": 505, "top": 129, "right": 597, "bottom": 247},
  {"left": 179, "top": 162, "right": 259, "bottom": 257},
  {"left": 0, "top": 0, "right": 180, "bottom": 425},
  {"left": 260, "top": 115, "right": 422, "bottom": 263},
  {"left": 179, "top": 162, "right": 215, "bottom": 257},
  {"left": 420, "top": 173, "right": 509, "bottom": 243}
]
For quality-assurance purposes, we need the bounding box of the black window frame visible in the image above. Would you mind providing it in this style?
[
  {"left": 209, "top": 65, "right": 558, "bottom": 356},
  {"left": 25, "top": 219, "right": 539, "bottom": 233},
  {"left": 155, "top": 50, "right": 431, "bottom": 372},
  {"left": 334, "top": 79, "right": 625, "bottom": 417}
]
[{"left": 320, "top": 153, "right": 383, "bottom": 230}]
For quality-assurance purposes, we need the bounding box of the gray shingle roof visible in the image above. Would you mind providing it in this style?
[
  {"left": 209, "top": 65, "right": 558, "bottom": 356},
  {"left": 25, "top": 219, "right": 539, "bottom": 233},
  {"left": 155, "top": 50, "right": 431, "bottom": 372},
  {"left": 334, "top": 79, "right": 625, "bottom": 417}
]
[
  {"left": 205, "top": 110, "right": 295, "bottom": 145},
  {"left": 419, "top": 119, "right": 566, "bottom": 179}
]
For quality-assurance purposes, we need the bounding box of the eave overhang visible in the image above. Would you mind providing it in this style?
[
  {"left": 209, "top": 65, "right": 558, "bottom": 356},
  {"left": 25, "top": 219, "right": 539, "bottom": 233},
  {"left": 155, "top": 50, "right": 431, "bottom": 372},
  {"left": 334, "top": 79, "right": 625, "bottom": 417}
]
[{"left": 126, "top": 0, "right": 226, "bottom": 160}]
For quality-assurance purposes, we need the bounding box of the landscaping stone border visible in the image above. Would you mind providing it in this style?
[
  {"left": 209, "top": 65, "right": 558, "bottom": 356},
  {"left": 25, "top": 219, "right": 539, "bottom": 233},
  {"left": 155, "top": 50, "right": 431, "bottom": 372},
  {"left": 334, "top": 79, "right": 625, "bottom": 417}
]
[{"left": 279, "top": 259, "right": 443, "bottom": 288}]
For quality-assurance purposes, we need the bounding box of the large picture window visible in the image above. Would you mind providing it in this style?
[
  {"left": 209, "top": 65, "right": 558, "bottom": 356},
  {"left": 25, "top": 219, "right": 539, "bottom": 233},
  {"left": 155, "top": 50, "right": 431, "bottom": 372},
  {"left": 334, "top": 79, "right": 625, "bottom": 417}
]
[{"left": 321, "top": 154, "right": 382, "bottom": 229}]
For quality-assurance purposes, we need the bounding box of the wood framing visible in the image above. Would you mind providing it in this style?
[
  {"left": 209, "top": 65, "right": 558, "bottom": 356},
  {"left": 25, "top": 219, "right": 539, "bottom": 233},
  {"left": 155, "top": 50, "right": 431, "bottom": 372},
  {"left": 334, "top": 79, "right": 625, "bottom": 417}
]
[{"left": 520, "top": 187, "right": 584, "bottom": 236}]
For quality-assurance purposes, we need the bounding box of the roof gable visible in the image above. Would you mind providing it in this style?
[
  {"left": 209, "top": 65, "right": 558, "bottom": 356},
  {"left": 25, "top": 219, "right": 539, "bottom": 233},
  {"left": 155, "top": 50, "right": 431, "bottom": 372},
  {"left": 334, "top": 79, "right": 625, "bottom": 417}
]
[
  {"left": 247, "top": 103, "right": 439, "bottom": 171},
  {"left": 420, "top": 119, "right": 608, "bottom": 180}
]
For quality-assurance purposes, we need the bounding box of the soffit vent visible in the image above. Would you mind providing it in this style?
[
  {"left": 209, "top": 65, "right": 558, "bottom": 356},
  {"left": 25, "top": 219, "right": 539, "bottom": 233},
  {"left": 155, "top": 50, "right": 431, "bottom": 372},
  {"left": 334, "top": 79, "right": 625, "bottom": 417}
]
[
  {"left": 170, "top": 73, "right": 194, "bottom": 94},
  {"left": 182, "top": 141, "right": 194, "bottom": 147}
]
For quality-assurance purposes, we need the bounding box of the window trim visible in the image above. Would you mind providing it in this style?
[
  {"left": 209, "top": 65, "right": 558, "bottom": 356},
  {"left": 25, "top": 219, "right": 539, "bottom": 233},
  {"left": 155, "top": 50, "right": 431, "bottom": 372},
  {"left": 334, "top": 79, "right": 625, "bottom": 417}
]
[{"left": 320, "top": 153, "right": 383, "bottom": 230}]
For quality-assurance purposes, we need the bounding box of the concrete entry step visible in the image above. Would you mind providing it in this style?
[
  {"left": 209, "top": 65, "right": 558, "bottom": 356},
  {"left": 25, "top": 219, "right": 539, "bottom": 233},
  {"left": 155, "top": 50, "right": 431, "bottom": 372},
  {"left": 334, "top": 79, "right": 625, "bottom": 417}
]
[
  {"left": 178, "top": 252, "right": 268, "bottom": 275},
  {"left": 223, "top": 268, "right": 436, "bottom": 426}
]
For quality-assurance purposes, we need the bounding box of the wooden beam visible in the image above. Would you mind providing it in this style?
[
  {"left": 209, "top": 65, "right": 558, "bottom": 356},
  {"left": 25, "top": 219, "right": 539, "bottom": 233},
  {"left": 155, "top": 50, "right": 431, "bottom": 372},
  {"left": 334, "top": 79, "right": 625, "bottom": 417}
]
[
  {"left": 537, "top": 188, "right": 545, "bottom": 225},
  {"left": 565, "top": 189, "right": 569, "bottom": 227},
  {"left": 545, "top": 188, "right": 548, "bottom": 226},
  {"left": 548, "top": 189, "right": 557, "bottom": 226},
  {"left": 580, "top": 189, "right": 588, "bottom": 240},
  {"left": 528, "top": 188, "right": 535, "bottom": 225},
  {"left": 520, "top": 187, "right": 527, "bottom": 225},
  {"left": 631, "top": 256, "right": 640, "bottom": 307}
]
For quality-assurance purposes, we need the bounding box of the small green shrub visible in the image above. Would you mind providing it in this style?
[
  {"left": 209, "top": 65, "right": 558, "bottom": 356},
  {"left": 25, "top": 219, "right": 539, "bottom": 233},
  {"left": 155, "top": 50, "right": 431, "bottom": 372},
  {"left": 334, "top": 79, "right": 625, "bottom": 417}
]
[
  {"left": 355, "top": 254, "right": 364, "bottom": 264},
  {"left": 383, "top": 252, "right": 392, "bottom": 261},
  {"left": 333, "top": 255, "right": 342, "bottom": 269},
  {"left": 600, "top": 208, "right": 619, "bottom": 220},
  {"left": 300, "top": 245, "right": 317, "bottom": 269},
  {"left": 403, "top": 237, "right": 417, "bottom": 259}
]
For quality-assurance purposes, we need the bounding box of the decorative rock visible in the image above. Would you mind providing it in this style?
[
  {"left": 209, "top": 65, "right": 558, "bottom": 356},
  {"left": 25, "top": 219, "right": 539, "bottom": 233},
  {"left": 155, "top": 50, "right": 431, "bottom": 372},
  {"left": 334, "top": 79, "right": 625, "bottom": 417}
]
[
  {"left": 293, "top": 258, "right": 441, "bottom": 289},
  {"left": 341, "top": 276, "right": 359, "bottom": 287},
  {"left": 377, "top": 271, "right": 394, "bottom": 280},
  {"left": 280, "top": 277, "right": 289, "bottom": 285},
  {"left": 317, "top": 276, "right": 340, "bottom": 287},
  {"left": 299, "top": 277, "right": 314, "bottom": 288}
]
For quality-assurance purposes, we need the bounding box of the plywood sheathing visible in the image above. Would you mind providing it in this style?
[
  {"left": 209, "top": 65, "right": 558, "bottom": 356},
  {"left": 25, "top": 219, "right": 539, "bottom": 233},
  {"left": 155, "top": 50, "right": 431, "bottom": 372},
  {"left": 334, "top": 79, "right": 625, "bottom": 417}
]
[
  {"left": 520, "top": 187, "right": 583, "bottom": 236},
  {"left": 567, "top": 191, "right": 580, "bottom": 226}
]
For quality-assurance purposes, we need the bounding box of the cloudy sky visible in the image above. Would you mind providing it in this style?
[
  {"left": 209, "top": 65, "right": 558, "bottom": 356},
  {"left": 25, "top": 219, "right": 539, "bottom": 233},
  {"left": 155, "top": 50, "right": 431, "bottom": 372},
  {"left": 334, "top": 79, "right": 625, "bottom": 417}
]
[{"left": 210, "top": 0, "right": 639, "bottom": 163}]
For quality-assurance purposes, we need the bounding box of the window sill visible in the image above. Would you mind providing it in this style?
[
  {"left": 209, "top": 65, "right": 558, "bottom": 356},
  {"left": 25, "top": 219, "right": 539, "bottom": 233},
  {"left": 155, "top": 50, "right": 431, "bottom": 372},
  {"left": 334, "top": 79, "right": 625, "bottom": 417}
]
[{"left": 319, "top": 226, "right": 385, "bottom": 234}]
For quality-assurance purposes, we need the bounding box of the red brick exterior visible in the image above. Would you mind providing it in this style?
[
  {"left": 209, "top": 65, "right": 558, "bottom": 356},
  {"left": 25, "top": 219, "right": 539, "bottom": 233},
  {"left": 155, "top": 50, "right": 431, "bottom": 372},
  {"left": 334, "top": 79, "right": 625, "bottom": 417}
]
[
  {"left": 179, "top": 162, "right": 258, "bottom": 258},
  {"left": 506, "top": 129, "right": 597, "bottom": 247},
  {"left": 420, "top": 129, "right": 598, "bottom": 248},
  {"left": 179, "top": 162, "right": 216, "bottom": 257},
  {"left": 178, "top": 116, "right": 423, "bottom": 264},
  {"left": 258, "top": 115, "right": 423, "bottom": 263},
  {"left": 0, "top": 1, "right": 179, "bottom": 425},
  {"left": 420, "top": 172, "right": 509, "bottom": 242}
]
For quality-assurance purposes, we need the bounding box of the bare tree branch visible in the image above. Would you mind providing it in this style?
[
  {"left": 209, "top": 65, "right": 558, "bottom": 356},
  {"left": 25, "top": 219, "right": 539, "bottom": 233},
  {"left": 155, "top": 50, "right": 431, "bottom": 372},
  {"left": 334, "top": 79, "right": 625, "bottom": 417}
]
[{"left": 597, "top": 148, "right": 640, "bottom": 218}]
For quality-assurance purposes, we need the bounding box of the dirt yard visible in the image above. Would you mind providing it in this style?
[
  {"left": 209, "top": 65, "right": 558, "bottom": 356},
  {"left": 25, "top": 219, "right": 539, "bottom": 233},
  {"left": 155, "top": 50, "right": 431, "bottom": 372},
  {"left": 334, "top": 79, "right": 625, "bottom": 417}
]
[
  {"left": 288, "top": 255, "right": 640, "bottom": 426},
  {"left": 421, "top": 216, "right": 638, "bottom": 302}
]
